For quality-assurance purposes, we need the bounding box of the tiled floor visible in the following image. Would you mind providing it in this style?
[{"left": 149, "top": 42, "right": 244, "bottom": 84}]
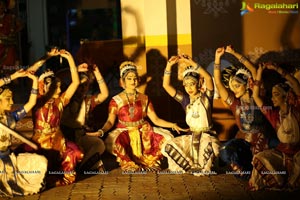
[
  {"left": 6, "top": 169, "right": 300, "bottom": 200},
  {"left": 4, "top": 158, "right": 300, "bottom": 200}
]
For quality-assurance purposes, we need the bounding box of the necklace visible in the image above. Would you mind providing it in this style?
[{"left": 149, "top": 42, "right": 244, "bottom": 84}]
[
  {"left": 240, "top": 97, "right": 255, "bottom": 130},
  {"left": 40, "top": 100, "right": 53, "bottom": 132},
  {"left": 279, "top": 109, "right": 290, "bottom": 134},
  {"left": 125, "top": 90, "right": 137, "bottom": 119},
  {"left": 188, "top": 95, "right": 201, "bottom": 118}
]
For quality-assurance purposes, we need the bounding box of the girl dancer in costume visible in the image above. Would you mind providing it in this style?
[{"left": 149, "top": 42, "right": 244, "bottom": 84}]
[
  {"left": 87, "top": 61, "right": 188, "bottom": 171},
  {"left": 0, "top": 69, "right": 47, "bottom": 197},
  {"left": 162, "top": 54, "right": 220, "bottom": 175},
  {"left": 214, "top": 46, "right": 275, "bottom": 179},
  {"left": 30, "top": 48, "right": 83, "bottom": 187},
  {"left": 60, "top": 63, "right": 109, "bottom": 172},
  {"left": 249, "top": 63, "right": 300, "bottom": 190}
]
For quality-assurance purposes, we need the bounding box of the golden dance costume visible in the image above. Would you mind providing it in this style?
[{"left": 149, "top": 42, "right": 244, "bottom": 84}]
[
  {"left": 32, "top": 93, "right": 83, "bottom": 186},
  {"left": 105, "top": 92, "right": 173, "bottom": 171}
]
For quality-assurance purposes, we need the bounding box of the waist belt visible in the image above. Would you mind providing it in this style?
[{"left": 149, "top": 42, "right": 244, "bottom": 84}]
[
  {"left": 34, "top": 127, "right": 58, "bottom": 134},
  {"left": 118, "top": 119, "right": 145, "bottom": 127},
  {"left": 190, "top": 124, "right": 213, "bottom": 133}
]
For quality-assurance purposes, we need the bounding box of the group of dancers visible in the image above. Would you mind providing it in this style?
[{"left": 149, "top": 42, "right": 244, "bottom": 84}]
[{"left": 1, "top": 45, "right": 300, "bottom": 197}]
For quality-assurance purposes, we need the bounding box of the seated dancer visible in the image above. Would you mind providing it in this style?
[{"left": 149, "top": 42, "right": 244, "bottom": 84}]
[
  {"left": 0, "top": 69, "right": 47, "bottom": 197},
  {"left": 214, "top": 46, "right": 276, "bottom": 179},
  {"left": 29, "top": 48, "right": 84, "bottom": 187},
  {"left": 86, "top": 61, "right": 188, "bottom": 172},
  {"left": 162, "top": 54, "right": 220, "bottom": 175},
  {"left": 249, "top": 63, "right": 300, "bottom": 191},
  {"left": 60, "top": 63, "right": 109, "bottom": 172}
]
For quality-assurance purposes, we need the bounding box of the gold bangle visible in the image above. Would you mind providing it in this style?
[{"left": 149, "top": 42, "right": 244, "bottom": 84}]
[
  {"left": 97, "top": 129, "right": 104, "bottom": 137},
  {"left": 31, "top": 88, "right": 38, "bottom": 94},
  {"left": 239, "top": 56, "right": 247, "bottom": 64},
  {"left": 2, "top": 76, "right": 11, "bottom": 84},
  {"left": 214, "top": 63, "right": 221, "bottom": 70},
  {"left": 164, "top": 70, "right": 171, "bottom": 75},
  {"left": 253, "top": 80, "right": 261, "bottom": 86},
  {"left": 171, "top": 123, "right": 176, "bottom": 131}
]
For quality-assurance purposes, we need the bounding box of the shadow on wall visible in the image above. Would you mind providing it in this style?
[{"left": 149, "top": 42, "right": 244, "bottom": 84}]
[
  {"left": 144, "top": 49, "right": 187, "bottom": 130},
  {"left": 255, "top": 48, "right": 300, "bottom": 105},
  {"left": 280, "top": 12, "right": 300, "bottom": 50}
]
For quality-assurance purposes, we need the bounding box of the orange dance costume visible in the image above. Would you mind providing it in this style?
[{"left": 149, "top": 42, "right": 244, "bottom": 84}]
[{"left": 32, "top": 92, "right": 83, "bottom": 186}]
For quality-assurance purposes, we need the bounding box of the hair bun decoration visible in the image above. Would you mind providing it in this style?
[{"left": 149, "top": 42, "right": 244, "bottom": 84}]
[
  {"left": 222, "top": 66, "right": 251, "bottom": 88},
  {"left": 119, "top": 61, "right": 137, "bottom": 78},
  {"left": 221, "top": 65, "right": 238, "bottom": 88},
  {"left": 235, "top": 68, "right": 252, "bottom": 80},
  {"left": 182, "top": 66, "right": 199, "bottom": 79}
]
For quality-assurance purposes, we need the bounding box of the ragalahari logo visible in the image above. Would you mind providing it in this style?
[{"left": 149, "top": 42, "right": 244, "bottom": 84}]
[{"left": 240, "top": 1, "right": 254, "bottom": 15}]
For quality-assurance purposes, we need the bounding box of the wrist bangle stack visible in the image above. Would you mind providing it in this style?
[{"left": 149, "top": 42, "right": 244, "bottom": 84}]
[
  {"left": 97, "top": 129, "right": 104, "bottom": 137},
  {"left": 239, "top": 56, "right": 247, "bottom": 64},
  {"left": 2, "top": 76, "right": 11, "bottom": 85},
  {"left": 171, "top": 123, "right": 176, "bottom": 131},
  {"left": 214, "top": 63, "right": 221, "bottom": 70},
  {"left": 164, "top": 70, "right": 171, "bottom": 75},
  {"left": 253, "top": 80, "right": 261, "bottom": 86},
  {"left": 31, "top": 88, "right": 38, "bottom": 94}
]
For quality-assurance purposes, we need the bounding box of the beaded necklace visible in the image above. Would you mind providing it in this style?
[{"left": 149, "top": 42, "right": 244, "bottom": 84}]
[
  {"left": 188, "top": 94, "right": 201, "bottom": 118},
  {"left": 125, "top": 90, "right": 137, "bottom": 119},
  {"left": 240, "top": 97, "right": 255, "bottom": 131}
]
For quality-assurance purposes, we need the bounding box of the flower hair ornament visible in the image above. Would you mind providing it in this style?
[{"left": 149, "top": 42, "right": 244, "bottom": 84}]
[
  {"left": 38, "top": 70, "right": 55, "bottom": 95},
  {"left": 221, "top": 65, "right": 238, "bottom": 89},
  {"left": 182, "top": 66, "right": 200, "bottom": 82},
  {"left": 233, "top": 68, "right": 252, "bottom": 84},
  {"left": 119, "top": 61, "right": 137, "bottom": 78},
  {"left": 222, "top": 65, "right": 251, "bottom": 89}
]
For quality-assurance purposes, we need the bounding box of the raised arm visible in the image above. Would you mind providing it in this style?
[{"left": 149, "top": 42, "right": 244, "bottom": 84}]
[
  {"left": 225, "top": 45, "right": 257, "bottom": 78},
  {"left": 0, "top": 69, "right": 27, "bottom": 87},
  {"left": 213, "top": 47, "right": 229, "bottom": 102},
  {"left": 59, "top": 49, "right": 80, "bottom": 100},
  {"left": 162, "top": 55, "right": 180, "bottom": 97},
  {"left": 27, "top": 48, "right": 60, "bottom": 73},
  {"left": 265, "top": 63, "right": 300, "bottom": 96},
  {"left": 93, "top": 65, "right": 109, "bottom": 103},
  {"left": 252, "top": 64, "right": 264, "bottom": 108},
  {"left": 23, "top": 72, "right": 38, "bottom": 113}
]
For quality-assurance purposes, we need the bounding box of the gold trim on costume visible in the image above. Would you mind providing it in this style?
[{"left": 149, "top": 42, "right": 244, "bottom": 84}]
[{"left": 118, "top": 119, "right": 145, "bottom": 127}]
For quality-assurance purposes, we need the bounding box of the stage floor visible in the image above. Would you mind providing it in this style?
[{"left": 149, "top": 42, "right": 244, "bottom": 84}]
[{"left": 6, "top": 166, "right": 300, "bottom": 200}]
